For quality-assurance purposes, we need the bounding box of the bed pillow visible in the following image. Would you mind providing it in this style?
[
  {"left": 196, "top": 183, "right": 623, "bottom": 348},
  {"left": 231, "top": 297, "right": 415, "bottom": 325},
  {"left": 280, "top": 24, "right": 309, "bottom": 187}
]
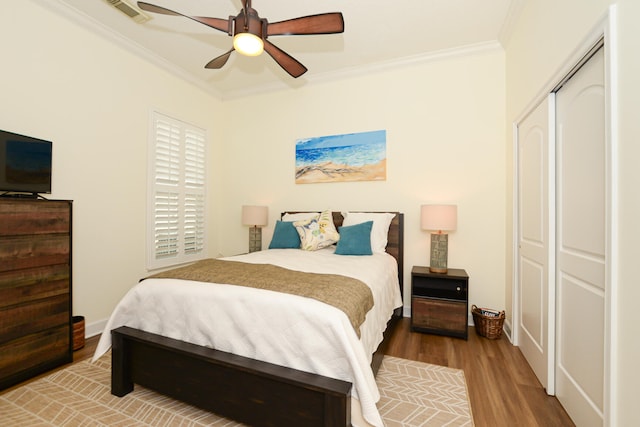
[
  {"left": 282, "top": 212, "right": 320, "bottom": 222},
  {"left": 342, "top": 212, "right": 396, "bottom": 253},
  {"left": 268, "top": 220, "right": 301, "bottom": 249},
  {"left": 294, "top": 210, "right": 340, "bottom": 251},
  {"left": 335, "top": 221, "right": 373, "bottom": 256}
]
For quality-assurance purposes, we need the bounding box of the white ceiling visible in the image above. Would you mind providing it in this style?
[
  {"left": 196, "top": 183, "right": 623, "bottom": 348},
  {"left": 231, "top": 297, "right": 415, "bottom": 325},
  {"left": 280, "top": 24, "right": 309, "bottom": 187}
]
[{"left": 44, "top": 0, "right": 521, "bottom": 99}]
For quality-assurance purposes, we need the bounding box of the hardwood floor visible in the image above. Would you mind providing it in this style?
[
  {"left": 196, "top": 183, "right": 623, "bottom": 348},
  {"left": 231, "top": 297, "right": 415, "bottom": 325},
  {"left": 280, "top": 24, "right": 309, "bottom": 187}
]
[
  {"left": 386, "top": 318, "right": 575, "bottom": 427},
  {"left": 72, "top": 335, "right": 98, "bottom": 363},
  {"left": 65, "top": 320, "right": 575, "bottom": 427}
]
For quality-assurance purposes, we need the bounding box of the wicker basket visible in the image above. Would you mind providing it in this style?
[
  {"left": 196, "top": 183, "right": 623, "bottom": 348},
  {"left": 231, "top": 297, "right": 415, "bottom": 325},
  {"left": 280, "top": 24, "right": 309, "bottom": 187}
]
[
  {"left": 471, "top": 305, "right": 505, "bottom": 339},
  {"left": 73, "top": 316, "right": 85, "bottom": 351}
]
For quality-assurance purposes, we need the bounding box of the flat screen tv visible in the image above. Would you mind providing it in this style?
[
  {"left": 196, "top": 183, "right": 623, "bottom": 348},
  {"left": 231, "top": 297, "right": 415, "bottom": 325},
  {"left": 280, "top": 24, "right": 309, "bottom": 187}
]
[{"left": 0, "top": 129, "right": 52, "bottom": 195}]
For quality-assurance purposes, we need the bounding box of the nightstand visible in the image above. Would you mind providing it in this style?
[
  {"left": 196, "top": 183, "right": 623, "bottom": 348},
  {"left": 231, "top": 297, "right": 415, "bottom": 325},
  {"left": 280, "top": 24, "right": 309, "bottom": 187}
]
[{"left": 410, "top": 266, "right": 469, "bottom": 339}]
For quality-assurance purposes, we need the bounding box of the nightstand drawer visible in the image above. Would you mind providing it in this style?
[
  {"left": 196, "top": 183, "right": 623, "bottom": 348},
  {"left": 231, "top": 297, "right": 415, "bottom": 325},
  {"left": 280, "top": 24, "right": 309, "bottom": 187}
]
[{"left": 411, "top": 297, "right": 467, "bottom": 335}]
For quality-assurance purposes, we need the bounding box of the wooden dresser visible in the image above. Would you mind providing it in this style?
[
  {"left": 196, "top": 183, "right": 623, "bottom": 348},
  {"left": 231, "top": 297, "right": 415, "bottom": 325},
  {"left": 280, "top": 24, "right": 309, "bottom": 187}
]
[{"left": 0, "top": 197, "right": 73, "bottom": 390}]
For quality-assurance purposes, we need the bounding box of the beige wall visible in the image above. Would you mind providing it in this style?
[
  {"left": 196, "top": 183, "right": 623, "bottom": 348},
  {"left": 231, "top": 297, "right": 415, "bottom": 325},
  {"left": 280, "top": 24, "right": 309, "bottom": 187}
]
[
  {"left": 218, "top": 49, "right": 506, "bottom": 313},
  {"left": 1, "top": 1, "right": 223, "bottom": 331},
  {"left": 505, "top": 0, "right": 640, "bottom": 425}
]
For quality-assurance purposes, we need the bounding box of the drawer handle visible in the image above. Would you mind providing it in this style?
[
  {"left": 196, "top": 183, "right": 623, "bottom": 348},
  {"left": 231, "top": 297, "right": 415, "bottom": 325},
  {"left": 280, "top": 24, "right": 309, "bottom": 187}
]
[{"left": 456, "top": 286, "right": 461, "bottom": 292}]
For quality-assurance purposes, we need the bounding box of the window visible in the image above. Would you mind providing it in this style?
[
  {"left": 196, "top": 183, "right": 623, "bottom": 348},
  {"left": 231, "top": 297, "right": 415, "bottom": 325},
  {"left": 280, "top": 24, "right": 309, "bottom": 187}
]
[{"left": 147, "top": 111, "right": 206, "bottom": 269}]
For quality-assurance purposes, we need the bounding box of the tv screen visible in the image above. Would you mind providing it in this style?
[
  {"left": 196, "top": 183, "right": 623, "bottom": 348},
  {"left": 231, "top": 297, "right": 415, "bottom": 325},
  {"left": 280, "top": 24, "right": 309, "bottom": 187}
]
[{"left": 0, "top": 129, "right": 52, "bottom": 195}]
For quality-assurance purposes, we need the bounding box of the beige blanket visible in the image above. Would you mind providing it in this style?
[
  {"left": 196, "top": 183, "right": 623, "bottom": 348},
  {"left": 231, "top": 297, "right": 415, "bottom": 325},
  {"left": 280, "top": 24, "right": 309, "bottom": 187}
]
[{"left": 147, "top": 258, "right": 374, "bottom": 337}]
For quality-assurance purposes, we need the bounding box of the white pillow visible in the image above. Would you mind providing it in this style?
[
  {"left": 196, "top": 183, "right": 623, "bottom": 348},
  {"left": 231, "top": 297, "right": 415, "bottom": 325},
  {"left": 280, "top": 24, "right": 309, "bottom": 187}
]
[
  {"left": 342, "top": 212, "right": 395, "bottom": 253},
  {"left": 282, "top": 212, "right": 320, "bottom": 222}
]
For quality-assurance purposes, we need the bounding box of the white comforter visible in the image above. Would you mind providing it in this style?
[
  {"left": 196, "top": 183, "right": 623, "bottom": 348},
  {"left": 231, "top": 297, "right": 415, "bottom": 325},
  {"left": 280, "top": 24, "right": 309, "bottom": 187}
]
[{"left": 93, "top": 247, "right": 402, "bottom": 427}]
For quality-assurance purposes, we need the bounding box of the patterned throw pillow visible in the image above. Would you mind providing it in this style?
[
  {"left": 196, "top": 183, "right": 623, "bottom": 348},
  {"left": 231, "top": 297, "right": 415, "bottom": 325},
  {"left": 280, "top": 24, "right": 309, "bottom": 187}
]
[{"left": 294, "top": 210, "right": 340, "bottom": 251}]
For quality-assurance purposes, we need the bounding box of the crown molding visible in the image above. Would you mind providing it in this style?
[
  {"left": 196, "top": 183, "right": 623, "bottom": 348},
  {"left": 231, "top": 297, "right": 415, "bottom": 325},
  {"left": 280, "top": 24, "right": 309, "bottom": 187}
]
[
  {"left": 222, "top": 41, "right": 504, "bottom": 100},
  {"left": 498, "top": 0, "right": 527, "bottom": 47}
]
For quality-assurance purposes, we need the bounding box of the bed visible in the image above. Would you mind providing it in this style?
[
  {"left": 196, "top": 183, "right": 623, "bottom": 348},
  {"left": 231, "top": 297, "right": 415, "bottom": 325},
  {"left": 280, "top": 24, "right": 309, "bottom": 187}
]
[{"left": 93, "top": 211, "right": 404, "bottom": 427}]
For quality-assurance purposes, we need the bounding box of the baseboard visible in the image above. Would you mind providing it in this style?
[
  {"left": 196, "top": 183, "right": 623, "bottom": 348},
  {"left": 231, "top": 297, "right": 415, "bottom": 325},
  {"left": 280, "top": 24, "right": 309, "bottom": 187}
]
[
  {"left": 403, "top": 305, "right": 410, "bottom": 318},
  {"left": 84, "top": 318, "right": 108, "bottom": 339},
  {"left": 503, "top": 319, "right": 513, "bottom": 343}
]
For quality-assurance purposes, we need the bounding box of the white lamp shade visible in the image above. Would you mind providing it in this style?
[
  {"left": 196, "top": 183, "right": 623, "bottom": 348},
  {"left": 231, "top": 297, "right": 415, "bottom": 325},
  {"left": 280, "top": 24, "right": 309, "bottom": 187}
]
[
  {"left": 421, "top": 204, "right": 457, "bottom": 232},
  {"left": 242, "top": 205, "right": 268, "bottom": 227}
]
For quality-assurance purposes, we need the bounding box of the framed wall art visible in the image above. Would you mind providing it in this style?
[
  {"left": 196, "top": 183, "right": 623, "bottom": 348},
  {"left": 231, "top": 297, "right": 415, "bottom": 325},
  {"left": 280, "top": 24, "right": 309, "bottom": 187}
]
[{"left": 295, "top": 130, "right": 386, "bottom": 184}]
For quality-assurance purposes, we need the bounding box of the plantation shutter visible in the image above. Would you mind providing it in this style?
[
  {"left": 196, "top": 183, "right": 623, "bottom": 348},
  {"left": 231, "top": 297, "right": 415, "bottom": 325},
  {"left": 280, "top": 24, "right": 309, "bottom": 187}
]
[
  {"left": 148, "top": 112, "right": 206, "bottom": 269},
  {"left": 184, "top": 128, "right": 206, "bottom": 255}
]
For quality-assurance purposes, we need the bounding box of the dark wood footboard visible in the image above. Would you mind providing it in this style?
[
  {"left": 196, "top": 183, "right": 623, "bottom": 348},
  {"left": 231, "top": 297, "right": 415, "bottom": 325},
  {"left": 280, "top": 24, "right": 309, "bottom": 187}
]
[{"left": 112, "top": 326, "right": 352, "bottom": 427}]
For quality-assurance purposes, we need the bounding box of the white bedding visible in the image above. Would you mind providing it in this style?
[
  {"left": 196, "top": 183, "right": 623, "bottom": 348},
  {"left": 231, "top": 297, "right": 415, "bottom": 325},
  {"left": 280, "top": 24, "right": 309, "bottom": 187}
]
[{"left": 92, "top": 247, "right": 403, "bottom": 427}]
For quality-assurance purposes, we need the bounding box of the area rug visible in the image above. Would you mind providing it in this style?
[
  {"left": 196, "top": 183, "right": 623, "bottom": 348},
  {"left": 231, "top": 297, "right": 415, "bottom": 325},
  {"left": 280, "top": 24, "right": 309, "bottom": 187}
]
[{"left": 0, "top": 354, "right": 473, "bottom": 427}]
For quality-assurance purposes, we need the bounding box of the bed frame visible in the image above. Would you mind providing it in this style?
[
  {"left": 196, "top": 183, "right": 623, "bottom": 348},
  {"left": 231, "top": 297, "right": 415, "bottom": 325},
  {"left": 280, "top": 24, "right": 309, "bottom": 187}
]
[{"left": 111, "top": 212, "right": 404, "bottom": 427}]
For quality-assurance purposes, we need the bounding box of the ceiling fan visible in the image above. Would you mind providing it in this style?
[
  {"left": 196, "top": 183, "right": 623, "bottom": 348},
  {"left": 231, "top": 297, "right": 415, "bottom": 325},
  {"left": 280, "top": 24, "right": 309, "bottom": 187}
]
[{"left": 137, "top": 1, "right": 344, "bottom": 78}]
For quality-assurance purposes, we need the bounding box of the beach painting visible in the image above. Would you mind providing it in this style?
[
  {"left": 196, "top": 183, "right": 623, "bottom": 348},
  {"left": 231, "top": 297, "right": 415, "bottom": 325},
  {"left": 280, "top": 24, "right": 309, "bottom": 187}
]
[{"left": 295, "top": 130, "right": 387, "bottom": 184}]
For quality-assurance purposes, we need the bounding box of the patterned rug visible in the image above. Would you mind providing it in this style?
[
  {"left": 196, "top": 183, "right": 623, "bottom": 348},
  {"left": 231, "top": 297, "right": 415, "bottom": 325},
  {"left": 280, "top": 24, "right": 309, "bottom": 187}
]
[{"left": 0, "top": 354, "right": 473, "bottom": 426}]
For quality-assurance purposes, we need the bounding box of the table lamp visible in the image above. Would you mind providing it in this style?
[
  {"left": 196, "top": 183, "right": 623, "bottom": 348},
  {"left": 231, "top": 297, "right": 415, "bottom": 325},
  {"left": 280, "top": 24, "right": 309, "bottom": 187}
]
[
  {"left": 421, "top": 204, "right": 457, "bottom": 273},
  {"left": 242, "top": 205, "right": 268, "bottom": 252}
]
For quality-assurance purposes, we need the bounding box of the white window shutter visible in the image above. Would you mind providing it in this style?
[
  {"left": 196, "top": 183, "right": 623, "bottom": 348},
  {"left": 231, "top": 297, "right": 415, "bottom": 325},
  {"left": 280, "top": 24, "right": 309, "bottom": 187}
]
[
  {"left": 154, "top": 118, "right": 181, "bottom": 186},
  {"left": 184, "top": 128, "right": 206, "bottom": 188},
  {"left": 184, "top": 193, "right": 205, "bottom": 254},
  {"left": 153, "top": 191, "right": 179, "bottom": 258},
  {"left": 147, "top": 112, "right": 207, "bottom": 269}
]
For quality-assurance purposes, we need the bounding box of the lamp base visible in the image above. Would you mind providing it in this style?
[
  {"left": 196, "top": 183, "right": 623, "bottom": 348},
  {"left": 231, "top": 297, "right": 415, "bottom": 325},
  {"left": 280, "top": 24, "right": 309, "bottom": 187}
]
[
  {"left": 429, "top": 232, "right": 448, "bottom": 274},
  {"left": 248, "top": 226, "right": 262, "bottom": 253}
]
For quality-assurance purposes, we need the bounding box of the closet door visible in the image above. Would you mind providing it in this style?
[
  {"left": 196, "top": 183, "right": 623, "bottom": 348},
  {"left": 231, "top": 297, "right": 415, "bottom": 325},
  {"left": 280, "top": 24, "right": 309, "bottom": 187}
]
[
  {"left": 516, "top": 98, "right": 554, "bottom": 392},
  {"left": 555, "top": 46, "right": 605, "bottom": 427}
]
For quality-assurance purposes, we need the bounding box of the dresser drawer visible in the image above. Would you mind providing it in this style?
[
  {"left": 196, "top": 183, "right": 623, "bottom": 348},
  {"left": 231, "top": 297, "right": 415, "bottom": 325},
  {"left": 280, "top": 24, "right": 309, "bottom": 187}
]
[
  {"left": 0, "top": 325, "right": 71, "bottom": 387},
  {"left": 0, "top": 264, "right": 70, "bottom": 307},
  {"left": 0, "top": 235, "right": 70, "bottom": 273},
  {"left": 0, "top": 200, "right": 71, "bottom": 236},
  {"left": 0, "top": 294, "right": 70, "bottom": 343}
]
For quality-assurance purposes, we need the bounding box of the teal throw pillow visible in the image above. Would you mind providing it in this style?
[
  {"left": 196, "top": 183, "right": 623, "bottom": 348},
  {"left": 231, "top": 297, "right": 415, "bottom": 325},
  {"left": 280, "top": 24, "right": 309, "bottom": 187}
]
[
  {"left": 335, "top": 221, "right": 373, "bottom": 256},
  {"left": 268, "top": 221, "right": 301, "bottom": 249}
]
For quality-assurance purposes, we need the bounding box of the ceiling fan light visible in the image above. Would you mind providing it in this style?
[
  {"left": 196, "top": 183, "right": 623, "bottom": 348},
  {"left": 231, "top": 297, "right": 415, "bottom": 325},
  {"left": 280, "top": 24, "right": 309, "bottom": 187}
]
[{"left": 233, "top": 32, "right": 264, "bottom": 56}]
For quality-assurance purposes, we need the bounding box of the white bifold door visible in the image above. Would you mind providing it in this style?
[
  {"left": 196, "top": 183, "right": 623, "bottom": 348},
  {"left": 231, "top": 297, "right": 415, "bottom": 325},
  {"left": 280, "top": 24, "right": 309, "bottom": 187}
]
[{"left": 516, "top": 45, "right": 607, "bottom": 427}]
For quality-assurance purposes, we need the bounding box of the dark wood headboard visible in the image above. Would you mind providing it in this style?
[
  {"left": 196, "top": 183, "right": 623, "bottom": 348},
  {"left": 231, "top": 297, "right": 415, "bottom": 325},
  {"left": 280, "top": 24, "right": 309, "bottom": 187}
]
[{"left": 281, "top": 211, "right": 404, "bottom": 299}]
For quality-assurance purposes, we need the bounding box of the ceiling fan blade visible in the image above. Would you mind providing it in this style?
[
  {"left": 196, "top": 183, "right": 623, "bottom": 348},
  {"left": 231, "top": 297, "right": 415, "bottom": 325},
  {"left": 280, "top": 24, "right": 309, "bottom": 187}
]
[
  {"left": 263, "top": 40, "right": 307, "bottom": 78},
  {"left": 267, "top": 13, "right": 344, "bottom": 36},
  {"left": 137, "top": 2, "right": 181, "bottom": 16},
  {"left": 191, "top": 16, "right": 231, "bottom": 33},
  {"left": 137, "top": 2, "right": 230, "bottom": 33},
  {"left": 205, "top": 49, "right": 234, "bottom": 69}
]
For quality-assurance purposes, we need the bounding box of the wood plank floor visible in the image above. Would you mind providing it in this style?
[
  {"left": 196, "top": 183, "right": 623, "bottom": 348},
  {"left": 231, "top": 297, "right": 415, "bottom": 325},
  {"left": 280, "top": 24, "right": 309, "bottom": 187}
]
[
  {"left": 68, "top": 319, "right": 575, "bottom": 426},
  {"left": 386, "top": 318, "right": 575, "bottom": 426}
]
